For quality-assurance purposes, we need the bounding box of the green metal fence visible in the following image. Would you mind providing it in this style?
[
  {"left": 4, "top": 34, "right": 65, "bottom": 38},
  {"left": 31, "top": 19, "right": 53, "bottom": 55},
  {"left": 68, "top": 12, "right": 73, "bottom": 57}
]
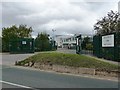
[
  {"left": 9, "top": 38, "right": 34, "bottom": 53},
  {"left": 93, "top": 33, "right": 120, "bottom": 62}
]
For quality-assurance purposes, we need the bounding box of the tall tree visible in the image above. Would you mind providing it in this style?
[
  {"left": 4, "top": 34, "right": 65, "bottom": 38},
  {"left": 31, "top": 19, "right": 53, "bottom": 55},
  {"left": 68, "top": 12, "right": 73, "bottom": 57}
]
[
  {"left": 2, "top": 24, "right": 33, "bottom": 52},
  {"left": 35, "top": 32, "right": 50, "bottom": 51},
  {"left": 94, "top": 10, "right": 120, "bottom": 35},
  {"left": 18, "top": 24, "right": 32, "bottom": 38}
]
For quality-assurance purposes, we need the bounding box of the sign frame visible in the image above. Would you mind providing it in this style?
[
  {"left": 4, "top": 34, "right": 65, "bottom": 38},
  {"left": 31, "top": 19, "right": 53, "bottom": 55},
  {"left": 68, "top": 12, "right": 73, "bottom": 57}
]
[{"left": 102, "top": 34, "right": 114, "bottom": 47}]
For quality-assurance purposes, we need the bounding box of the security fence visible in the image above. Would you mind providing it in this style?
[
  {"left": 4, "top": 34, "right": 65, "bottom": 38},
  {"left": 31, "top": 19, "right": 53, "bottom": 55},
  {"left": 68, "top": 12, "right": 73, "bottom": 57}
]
[
  {"left": 34, "top": 40, "right": 57, "bottom": 52},
  {"left": 93, "top": 32, "right": 120, "bottom": 62},
  {"left": 9, "top": 38, "right": 35, "bottom": 53},
  {"left": 76, "top": 33, "right": 120, "bottom": 62}
]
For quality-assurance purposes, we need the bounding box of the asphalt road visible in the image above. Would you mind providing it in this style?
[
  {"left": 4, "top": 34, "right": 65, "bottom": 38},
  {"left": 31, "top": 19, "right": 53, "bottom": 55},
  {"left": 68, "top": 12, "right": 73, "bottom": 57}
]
[
  {"left": 1, "top": 53, "right": 34, "bottom": 66},
  {"left": 56, "top": 48, "right": 76, "bottom": 54},
  {"left": 1, "top": 65, "right": 118, "bottom": 89}
]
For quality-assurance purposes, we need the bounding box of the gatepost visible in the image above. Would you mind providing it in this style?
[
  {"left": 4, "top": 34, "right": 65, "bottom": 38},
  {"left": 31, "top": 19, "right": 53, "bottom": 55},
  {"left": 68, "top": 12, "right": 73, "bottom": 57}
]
[{"left": 76, "top": 34, "right": 82, "bottom": 54}]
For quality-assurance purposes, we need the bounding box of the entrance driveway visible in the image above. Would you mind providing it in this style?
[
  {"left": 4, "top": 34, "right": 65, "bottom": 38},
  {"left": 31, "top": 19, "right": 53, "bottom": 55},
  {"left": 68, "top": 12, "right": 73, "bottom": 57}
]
[
  {"left": 56, "top": 48, "right": 76, "bottom": 54},
  {"left": 1, "top": 53, "right": 35, "bottom": 66}
]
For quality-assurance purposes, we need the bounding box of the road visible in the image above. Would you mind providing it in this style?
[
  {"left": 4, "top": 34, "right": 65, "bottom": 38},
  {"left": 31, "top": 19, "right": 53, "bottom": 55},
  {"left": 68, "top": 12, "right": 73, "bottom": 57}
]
[
  {"left": 56, "top": 48, "right": 76, "bottom": 54},
  {"left": 1, "top": 53, "right": 35, "bottom": 66},
  {"left": 1, "top": 65, "right": 118, "bottom": 89}
]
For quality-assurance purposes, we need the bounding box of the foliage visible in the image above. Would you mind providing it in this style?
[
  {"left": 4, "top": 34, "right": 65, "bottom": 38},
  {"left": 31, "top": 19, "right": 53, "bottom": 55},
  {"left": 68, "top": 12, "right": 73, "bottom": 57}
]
[
  {"left": 35, "top": 32, "right": 51, "bottom": 51},
  {"left": 81, "top": 36, "right": 93, "bottom": 50},
  {"left": 94, "top": 10, "right": 120, "bottom": 35},
  {"left": 86, "top": 43, "right": 93, "bottom": 50},
  {"left": 2, "top": 24, "right": 33, "bottom": 52}
]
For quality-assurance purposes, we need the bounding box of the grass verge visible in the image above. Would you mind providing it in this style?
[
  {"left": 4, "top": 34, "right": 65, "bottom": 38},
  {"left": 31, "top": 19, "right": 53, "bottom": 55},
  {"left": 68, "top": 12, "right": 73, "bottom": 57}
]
[{"left": 16, "top": 52, "right": 119, "bottom": 71}]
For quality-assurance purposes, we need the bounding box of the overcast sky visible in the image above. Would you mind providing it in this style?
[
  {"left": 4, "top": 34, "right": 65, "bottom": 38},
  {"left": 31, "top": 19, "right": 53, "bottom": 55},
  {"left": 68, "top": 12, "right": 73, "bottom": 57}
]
[{"left": 1, "top": 0, "right": 119, "bottom": 38}]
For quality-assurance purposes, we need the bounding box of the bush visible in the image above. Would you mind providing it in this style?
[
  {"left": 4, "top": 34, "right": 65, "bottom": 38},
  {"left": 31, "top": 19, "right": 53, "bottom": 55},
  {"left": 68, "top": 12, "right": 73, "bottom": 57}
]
[{"left": 86, "top": 43, "right": 93, "bottom": 50}]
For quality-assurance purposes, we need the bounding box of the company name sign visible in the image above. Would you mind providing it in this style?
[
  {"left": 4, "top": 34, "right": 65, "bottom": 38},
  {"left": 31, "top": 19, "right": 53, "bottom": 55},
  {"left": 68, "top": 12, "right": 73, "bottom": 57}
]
[{"left": 102, "top": 34, "right": 114, "bottom": 47}]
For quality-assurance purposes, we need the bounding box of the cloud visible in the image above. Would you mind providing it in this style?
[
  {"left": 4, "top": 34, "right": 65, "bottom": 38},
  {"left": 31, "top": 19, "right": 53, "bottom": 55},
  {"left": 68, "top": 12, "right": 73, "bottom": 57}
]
[{"left": 1, "top": 0, "right": 119, "bottom": 37}]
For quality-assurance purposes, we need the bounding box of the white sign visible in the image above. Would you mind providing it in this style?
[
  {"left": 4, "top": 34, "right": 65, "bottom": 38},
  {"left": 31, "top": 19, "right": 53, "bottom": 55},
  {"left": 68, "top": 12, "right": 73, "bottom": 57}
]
[
  {"left": 22, "top": 41, "right": 26, "bottom": 44},
  {"left": 102, "top": 34, "right": 114, "bottom": 47},
  {"left": 76, "top": 38, "right": 78, "bottom": 45}
]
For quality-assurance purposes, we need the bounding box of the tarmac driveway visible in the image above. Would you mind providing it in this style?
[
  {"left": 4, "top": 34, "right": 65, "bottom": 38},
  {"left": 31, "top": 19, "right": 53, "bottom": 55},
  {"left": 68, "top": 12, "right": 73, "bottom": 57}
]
[{"left": 1, "top": 53, "right": 35, "bottom": 66}]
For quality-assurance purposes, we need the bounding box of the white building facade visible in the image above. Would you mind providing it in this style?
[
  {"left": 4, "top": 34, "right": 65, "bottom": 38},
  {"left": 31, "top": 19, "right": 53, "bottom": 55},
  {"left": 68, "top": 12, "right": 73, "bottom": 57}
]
[
  {"left": 54, "top": 35, "right": 76, "bottom": 48},
  {"left": 55, "top": 34, "right": 93, "bottom": 49}
]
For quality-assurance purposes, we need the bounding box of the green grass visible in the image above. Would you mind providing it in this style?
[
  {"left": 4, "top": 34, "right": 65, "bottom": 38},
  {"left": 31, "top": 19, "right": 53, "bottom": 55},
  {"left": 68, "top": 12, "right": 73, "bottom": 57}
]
[{"left": 17, "top": 52, "right": 119, "bottom": 71}]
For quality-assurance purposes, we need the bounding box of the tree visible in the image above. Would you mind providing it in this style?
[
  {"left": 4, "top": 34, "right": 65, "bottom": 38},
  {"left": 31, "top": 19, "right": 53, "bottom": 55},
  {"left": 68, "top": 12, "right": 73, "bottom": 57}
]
[
  {"left": 35, "top": 32, "right": 50, "bottom": 51},
  {"left": 2, "top": 24, "right": 33, "bottom": 52},
  {"left": 81, "top": 37, "right": 90, "bottom": 50},
  {"left": 18, "top": 24, "right": 32, "bottom": 38},
  {"left": 94, "top": 10, "right": 120, "bottom": 35},
  {"left": 81, "top": 36, "right": 93, "bottom": 50}
]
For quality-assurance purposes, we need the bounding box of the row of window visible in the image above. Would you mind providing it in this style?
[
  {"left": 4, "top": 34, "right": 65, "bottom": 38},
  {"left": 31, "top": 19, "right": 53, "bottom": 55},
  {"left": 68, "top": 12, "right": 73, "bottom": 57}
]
[{"left": 62, "top": 37, "right": 76, "bottom": 42}]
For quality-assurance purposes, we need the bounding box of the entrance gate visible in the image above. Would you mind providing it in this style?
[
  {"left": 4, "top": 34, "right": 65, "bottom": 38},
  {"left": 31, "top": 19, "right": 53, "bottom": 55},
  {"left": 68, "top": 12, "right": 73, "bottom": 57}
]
[
  {"left": 76, "top": 34, "right": 93, "bottom": 55},
  {"left": 76, "top": 33, "right": 120, "bottom": 61}
]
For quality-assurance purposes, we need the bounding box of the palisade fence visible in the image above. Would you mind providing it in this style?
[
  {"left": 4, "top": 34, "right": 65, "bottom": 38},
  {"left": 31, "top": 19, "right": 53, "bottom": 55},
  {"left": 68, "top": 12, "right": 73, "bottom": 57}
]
[
  {"left": 35, "top": 40, "right": 57, "bottom": 52},
  {"left": 93, "top": 32, "right": 120, "bottom": 62},
  {"left": 9, "top": 38, "right": 35, "bottom": 54},
  {"left": 76, "top": 35, "right": 93, "bottom": 55}
]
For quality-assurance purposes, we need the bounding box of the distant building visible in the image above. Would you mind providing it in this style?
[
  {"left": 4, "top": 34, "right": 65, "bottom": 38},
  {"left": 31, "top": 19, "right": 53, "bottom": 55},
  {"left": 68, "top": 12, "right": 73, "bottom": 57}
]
[
  {"left": 55, "top": 35, "right": 73, "bottom": 48},
  {"left": 62, "top": 35, "right": 76, "bottom": 49},
  {"left": 55, "top": 34, "right": 93, "bottom": 49}
]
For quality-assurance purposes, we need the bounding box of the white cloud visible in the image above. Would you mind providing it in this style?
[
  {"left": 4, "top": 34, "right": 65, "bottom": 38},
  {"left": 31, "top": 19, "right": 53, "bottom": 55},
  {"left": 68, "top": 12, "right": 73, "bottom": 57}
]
[{"left": 1, "top": 0, "right": 119, "bottom": 37}]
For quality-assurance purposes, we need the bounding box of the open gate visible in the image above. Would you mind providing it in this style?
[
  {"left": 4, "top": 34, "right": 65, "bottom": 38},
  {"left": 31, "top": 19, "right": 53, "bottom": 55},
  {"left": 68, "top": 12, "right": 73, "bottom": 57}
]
[{"left": 76, "top": 34, "right": 93, "bottom": 55}]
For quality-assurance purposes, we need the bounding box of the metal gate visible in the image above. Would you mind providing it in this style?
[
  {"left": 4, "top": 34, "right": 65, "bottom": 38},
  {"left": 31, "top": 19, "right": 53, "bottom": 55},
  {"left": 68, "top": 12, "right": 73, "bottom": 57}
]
[
  {"left": 9, "top": 38, "right": 35, "bottom": 53},
  {"left": 76, "top": 34, "right": 93, "bottom": 55}
]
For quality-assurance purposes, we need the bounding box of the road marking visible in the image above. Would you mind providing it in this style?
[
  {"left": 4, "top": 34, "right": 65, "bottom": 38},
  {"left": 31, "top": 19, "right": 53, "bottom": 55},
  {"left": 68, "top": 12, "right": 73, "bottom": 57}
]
[{"left": 0, "top": 80, "right": 36, "bottom": 89}]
